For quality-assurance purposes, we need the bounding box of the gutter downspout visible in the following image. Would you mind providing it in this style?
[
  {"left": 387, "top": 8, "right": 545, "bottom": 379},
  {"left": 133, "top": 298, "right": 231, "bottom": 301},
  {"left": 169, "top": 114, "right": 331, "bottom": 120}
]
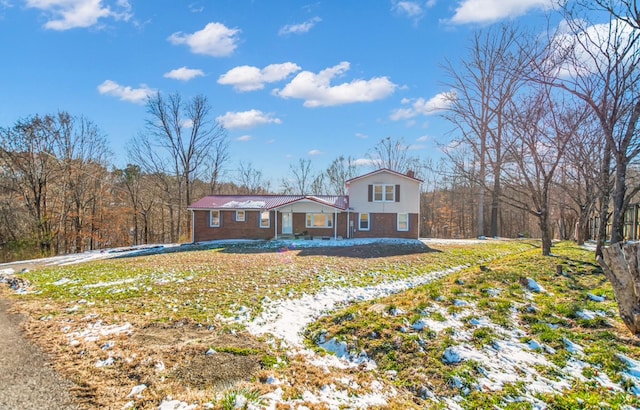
[{"left": 334, "top": 208, "right": 338, "bottom": 240}]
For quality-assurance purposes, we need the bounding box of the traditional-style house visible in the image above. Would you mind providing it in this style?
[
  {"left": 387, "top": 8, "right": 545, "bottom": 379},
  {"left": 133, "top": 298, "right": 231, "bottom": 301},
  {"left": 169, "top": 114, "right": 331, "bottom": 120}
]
[{"left": 188, "top": 168, "right": 421, "bottom": 242}]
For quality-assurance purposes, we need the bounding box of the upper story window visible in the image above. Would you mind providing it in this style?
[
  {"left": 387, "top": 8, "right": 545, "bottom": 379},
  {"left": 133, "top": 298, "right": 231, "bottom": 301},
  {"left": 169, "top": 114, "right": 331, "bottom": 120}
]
[
  {"left": 236, "top": 210, "right": 245, "bottom": 222},
  {"left": 373, "top": 184, "right": 396, "bottom": 202},
  {"left": 306, "top": 213, "right": 333, "bottom": 228},
  {"left": 210, "top": 210, "right": 220, "bottom": 227}
]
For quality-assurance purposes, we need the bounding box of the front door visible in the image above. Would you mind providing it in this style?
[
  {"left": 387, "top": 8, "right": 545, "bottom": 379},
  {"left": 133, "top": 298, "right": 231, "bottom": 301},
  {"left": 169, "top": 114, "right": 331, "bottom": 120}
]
[{"left": 282, "top": 212, "right": 293, "bottom": 234}]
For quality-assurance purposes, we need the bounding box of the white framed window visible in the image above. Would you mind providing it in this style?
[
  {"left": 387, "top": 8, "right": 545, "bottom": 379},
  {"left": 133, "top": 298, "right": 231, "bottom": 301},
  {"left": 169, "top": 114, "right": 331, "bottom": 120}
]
[
  {"left": 306, "top": 213, "right": 333, "bottom": 228},
  {"left": 210, "top": 210, "right": 220, "bottom": 227},
  {"left": 359, "top": 213, "right": 370, "bottom": 231},
  {"left": 373, "top": 184, "right": 396, "bottom": 202},
  {"left": 397, "top": 213, "right": 409, "bottom": 231},
  {"left": 236, "top": 210, "right": 245, "bottom": 222},
  {"left": 259, "top": 211, "right": 270, "bottom": 228}
]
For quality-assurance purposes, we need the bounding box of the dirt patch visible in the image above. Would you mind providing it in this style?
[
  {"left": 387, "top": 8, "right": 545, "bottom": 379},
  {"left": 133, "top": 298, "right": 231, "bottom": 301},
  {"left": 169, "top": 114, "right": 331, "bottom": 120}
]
[
  {"left": 132, "top": 322, "right": 270, "bottom": 392},
  {"left": 132, "top": 320, "right": 217, "bottom": 347},
  {"left": 173, "top": 351, "right": 262, "bottom": 390}
]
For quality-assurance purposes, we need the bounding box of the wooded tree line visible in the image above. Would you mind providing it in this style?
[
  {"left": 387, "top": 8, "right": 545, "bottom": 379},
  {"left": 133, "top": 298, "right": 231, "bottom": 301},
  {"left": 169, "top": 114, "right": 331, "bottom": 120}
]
[
  {"left": 437, "top": 0, "right": 640, "bottom": 257},
  {"left": 0, "top": 0, "right": 637, "bottom": 264}
]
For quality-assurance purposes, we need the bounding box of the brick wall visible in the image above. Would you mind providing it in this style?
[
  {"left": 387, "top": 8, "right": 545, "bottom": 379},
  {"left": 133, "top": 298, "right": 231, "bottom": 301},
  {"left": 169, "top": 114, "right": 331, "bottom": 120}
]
[
  {"left": 192, "top": 210, "right": 275, "bottom": 242},
  {"left": 291, "top": 213, "right": 348, "bottom": 239},
  {"left": 349, "top": 213, "right": 419, "bottom": 239},
  {"left": 192, "top": 210, "right": 349, "bottom": 241}
]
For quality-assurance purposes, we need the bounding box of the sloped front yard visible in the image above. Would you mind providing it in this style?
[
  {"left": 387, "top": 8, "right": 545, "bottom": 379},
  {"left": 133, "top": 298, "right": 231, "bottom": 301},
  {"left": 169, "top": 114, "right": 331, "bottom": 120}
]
[{"left": 1, "top": 239, "right": 639, "bottom": 409}]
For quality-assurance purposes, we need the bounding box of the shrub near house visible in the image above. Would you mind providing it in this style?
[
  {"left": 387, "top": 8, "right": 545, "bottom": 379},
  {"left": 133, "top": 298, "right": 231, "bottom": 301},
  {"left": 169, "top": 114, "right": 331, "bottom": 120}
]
[{"left": 188, "top": 168, "right": 422, "bottom": 242}]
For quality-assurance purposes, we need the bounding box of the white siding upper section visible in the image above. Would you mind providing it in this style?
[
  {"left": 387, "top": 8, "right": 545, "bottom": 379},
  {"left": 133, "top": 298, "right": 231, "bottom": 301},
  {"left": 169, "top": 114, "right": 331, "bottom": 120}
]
[{"left": 347, "top": 170, "right": 420, "bottom": 214}]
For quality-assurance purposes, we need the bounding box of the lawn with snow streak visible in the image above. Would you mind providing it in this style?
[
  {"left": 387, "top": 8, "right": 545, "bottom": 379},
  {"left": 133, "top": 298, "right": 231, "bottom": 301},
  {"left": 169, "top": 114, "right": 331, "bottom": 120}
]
[{"left": 247, "top": 264, "right": 468, "bottom": 347}]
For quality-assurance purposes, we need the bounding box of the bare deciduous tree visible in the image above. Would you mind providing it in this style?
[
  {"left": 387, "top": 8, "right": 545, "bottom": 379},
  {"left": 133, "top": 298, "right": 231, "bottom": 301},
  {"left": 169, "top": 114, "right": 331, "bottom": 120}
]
[
  {"left": 282, "top": 158, "right": 314, "bottom": 195},
  {"left": 237, "top": 161, "right": 271, "bottom": 194},
  {"left": 538, "top": 3, "right": 640, "bottom": 254},
  {"left": 366, "top": 137, "right": 419, "bottom": 174},
  {"left": 129, "top": 92, "right": 229, "bottom": 242},
  {"left": 58, "top": 115, "right": 111, "bottom": 252},
  {"left": 325, "top": 156, "right": 358, "bottom": 195},
  {"left": 503, "top": 87, "right": 588, "bottom": 255},
  {"left": 442, "top": 24, "right": 528, "bottom": 238},
  {"left": 0, "top": 114, "right": 64, "bottom": 253}
]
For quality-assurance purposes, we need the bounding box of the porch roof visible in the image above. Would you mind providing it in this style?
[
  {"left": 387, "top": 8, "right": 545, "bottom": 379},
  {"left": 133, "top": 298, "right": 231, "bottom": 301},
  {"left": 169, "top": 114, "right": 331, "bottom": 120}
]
[{"left": 188, "top": 195, "right": 349, "bottom": 211}]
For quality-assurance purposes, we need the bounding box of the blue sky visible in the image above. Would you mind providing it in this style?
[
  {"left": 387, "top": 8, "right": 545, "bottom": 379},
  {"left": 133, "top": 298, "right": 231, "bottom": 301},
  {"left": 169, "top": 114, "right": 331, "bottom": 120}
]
[{"left": 1, "top": 0, "right": 563, "bottom": 185}]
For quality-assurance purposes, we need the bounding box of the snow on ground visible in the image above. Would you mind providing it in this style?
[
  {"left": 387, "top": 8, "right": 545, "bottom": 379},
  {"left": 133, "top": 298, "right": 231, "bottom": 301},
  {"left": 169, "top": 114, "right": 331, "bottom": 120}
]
[
  {"left": 0, "top": 244, "right": 183, "bottom": 275},
  {"left": 3, "top": 238, "right": 637, "bottom": 409},
  {"left": 245, "top": 263, "right": 468, "bottom": 347},
  {"left": 0, "top": 237, "right": 432, "bottom": 276}
]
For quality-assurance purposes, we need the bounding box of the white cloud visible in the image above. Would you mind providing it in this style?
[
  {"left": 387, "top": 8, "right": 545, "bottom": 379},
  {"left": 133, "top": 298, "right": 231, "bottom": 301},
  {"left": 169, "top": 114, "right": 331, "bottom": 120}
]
[
  {"left": 392, "top": 0, "right": 436, "bottom": 22},
  {"left": 188, "top": 3, "right": 203, "bottom": 13},
  {"left": 217, "top": 109, "right": 282, "bottom": 130},
  {"left": 97, "top": 80, "right": 155, "bottom": 104},
  {"left": 163, "top": 66, "right": 205, "bottom": 81},
  {"left": 392, "top": 1, "right": 422, "bottom": 18},
  {"left": 390, "top": 91, "right": 455, "bottom": 121},
  {"left": 354, "top": 158, "right": 376, "bottom": 167},
  {"left": 236, "top": 135, "right": 253, "bottom": 142},
  {"left": 550, "top": 19, "right": 638, "bottom": 79},
  {"left": 416, "top": 135, "right": 429, "bottom": 142},
  {"left": 355, "top": 133, "right": 369, "bottom": 139},
  {"left": 168, "top": 22, "right": 240, "bottom": 57},
  {"left": 308, "top": 149, "right": 323, "bottom": 156},
  {"left": 448, "top": 0, "right": 556, "bottom": 25},
  {"left": 26, "top": 0, "right": 132, "bottom": 30},
  {"left": 218, "top": 62, "right": 301, "bottom": 92},
  {"left": 273, "top": 62, "right": 397, "bottom": 107},
  {"left": 279, "top": 16, "right": 321, "bottom": 35}
]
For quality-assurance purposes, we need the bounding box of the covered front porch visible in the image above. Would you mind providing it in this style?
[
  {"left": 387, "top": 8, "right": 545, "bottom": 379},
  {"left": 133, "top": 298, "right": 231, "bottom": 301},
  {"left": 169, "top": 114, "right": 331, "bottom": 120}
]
[{"left": 270, "top": 197, "right": 349, "bottom": 241}]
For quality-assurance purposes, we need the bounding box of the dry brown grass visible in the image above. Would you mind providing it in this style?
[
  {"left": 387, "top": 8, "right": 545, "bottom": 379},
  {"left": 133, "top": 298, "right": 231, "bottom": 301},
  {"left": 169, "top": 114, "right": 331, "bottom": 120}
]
[{"left": 1, "top": 240, "right": 532, "bottom": 409}]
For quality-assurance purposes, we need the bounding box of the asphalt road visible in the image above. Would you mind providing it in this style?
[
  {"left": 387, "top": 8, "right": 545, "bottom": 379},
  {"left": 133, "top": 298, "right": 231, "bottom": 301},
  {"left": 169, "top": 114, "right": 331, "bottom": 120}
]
[{"left": 0, "top": 298, "right": 80, "bottom": 410}]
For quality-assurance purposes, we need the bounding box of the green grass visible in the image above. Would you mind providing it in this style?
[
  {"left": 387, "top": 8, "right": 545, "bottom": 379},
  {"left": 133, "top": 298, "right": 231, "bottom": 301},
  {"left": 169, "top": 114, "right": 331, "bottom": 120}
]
[
  {"left": 306, "top": 242, "right": 640, "bottom": 409},
  {"left": 10, "top": 240, "right": 640, "bottom": 409}
]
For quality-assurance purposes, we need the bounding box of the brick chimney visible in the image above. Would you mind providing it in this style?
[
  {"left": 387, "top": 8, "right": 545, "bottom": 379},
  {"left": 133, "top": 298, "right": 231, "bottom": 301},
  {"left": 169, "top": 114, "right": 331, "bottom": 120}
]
[{"left": 406, "top": 169, "right": 415, "bottom": 178}]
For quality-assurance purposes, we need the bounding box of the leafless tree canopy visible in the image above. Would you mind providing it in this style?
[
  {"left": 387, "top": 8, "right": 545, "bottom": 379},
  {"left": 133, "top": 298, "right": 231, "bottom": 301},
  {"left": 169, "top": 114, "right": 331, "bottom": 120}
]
[{"left": 128, "top": 92, "right": 229, "bottom": 242}]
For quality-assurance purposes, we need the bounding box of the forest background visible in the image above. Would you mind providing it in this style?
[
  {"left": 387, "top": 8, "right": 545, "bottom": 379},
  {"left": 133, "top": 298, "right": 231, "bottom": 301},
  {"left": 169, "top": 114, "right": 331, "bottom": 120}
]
[{"left": 0, "top": 0, "right": 638, "bottom": 263}]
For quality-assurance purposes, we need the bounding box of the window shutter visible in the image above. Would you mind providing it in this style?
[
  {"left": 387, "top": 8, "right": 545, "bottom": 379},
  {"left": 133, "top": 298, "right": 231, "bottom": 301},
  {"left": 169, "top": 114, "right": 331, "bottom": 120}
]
[
  {"left": 368, "top": 184, "right": 373, "bottom": 202},
  {"left": 395, "top": 185, "right": 400, "bottom": 202}
]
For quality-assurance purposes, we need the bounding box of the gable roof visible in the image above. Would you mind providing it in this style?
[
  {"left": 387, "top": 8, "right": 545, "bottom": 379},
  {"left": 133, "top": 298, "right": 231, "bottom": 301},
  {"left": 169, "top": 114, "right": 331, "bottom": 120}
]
[
  {"left": 345, "top": 168, "right": 423, "bottom": 184},
  {"left": 188, "top": 195, "right": 349, "bottom": 211}
]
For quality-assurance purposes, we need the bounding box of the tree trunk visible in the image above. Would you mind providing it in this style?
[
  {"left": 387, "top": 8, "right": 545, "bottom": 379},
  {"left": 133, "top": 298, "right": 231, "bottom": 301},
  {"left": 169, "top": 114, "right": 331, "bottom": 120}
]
[
  {"left": 598, "top": 242, "right": 640, "bottom": 336},
  {"left": 596, "top": 141, "right": 612, "bottom": 258},
  {"left": 539, "top": 210, "right": 552, "bottom": 256},
  {"left": 611, "top": 155, "right": 627, "bottom": 244},
  {"left": 490, "top": 181, "right": 500, "bottom": 238}
]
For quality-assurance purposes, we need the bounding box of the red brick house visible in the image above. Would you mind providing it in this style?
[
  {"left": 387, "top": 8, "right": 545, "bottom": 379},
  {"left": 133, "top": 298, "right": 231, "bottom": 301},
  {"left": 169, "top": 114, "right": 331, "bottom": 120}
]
[{"left": 188, "top": 168, "right": 421, "bottom": 242}]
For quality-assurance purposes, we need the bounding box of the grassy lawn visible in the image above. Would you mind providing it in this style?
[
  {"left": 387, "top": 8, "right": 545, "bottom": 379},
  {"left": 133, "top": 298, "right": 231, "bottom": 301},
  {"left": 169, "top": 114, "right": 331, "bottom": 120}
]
[{"left": 3, "top": 239, "right": 639, "bottom": 409}]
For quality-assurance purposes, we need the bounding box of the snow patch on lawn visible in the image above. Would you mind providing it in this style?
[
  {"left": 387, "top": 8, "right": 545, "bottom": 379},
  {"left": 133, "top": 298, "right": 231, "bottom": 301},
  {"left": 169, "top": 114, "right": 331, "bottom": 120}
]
[{"left": 246, "top": 264, "right": 467, "bottom": 347}]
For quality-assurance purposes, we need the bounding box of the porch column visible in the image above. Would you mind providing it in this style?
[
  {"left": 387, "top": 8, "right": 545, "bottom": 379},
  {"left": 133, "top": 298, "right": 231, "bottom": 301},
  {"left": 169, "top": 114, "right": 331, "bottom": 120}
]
[
  {"left": 275, "top": 208, "right": 278, "bottom": 240},
  {"left": 346, "top": 208, "right": 350, "bottom": 239},
  {"left": 334, "top": 209, "right": 338, "bottom": 239},
  {"left": 190, "top": 210, "right": 195, "bottom": 243}
]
